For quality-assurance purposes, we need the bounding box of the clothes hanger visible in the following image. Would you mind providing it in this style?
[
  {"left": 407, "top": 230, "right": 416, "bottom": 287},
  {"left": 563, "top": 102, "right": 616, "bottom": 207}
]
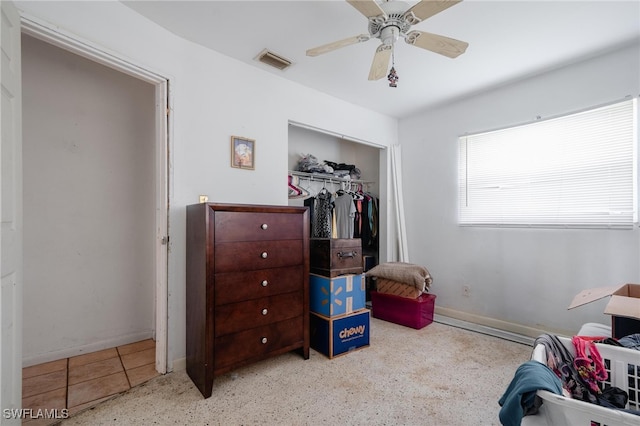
[
  {"left": 297, "top": 177, "right": 311, "bottom": 198},
  {"left": 288, "top": 175, "right": 308, "bottom": 199}
]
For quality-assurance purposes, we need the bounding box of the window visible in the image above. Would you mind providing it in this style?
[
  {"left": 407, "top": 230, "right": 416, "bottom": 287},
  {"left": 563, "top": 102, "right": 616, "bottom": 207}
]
[{"left": 458, "top": 98, "right": 637, "bottom": 228}]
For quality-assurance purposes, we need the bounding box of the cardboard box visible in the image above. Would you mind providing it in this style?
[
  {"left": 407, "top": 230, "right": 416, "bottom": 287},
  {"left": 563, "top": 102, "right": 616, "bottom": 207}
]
[
  {"left": 371, "top": 291, "right": 436, "bottom": 330},
  {"left": 310, "top": 273, "right": 365, "bottom": 317},
  {"left": 568, "top": 283, "right": 640, "bottom": 338},
  {"left": 310, "top": 309, "right": 370, "bottom": 359}
]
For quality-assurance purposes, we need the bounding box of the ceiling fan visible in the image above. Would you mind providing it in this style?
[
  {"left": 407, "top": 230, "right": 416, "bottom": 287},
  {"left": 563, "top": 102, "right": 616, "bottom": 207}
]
[{"left": 306, "top": 0, "right": 468, "bottom": 81}]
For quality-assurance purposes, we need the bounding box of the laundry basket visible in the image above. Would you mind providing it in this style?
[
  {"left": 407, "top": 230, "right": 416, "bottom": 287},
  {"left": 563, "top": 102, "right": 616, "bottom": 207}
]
[{"left": 522, "top": 336, "right": 640, "bottom": 426}]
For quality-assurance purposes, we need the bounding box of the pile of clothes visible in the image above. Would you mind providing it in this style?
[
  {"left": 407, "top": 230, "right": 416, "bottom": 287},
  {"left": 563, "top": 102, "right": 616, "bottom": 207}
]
[
  {"left": 296, "top": 154, "right": 361, "bottom": 180},
  {"left": 498, "top": 332, "right": 640, "bottom": 426}
]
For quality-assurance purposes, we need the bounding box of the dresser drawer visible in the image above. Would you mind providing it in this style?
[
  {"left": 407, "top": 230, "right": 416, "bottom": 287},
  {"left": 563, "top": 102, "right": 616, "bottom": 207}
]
[
  {"left": 214, "top": 316, "right": 304, "bottom": 369},
  {"left": 214, "top": 211, "right": 303, "bottom": 242},
  {"left": 214, "top": 291, "right": 303, "bottom": 337},
  {"left": 214, "top": 266, "right": 304, "bottom": 305},
  {"left": 214, "top": 240, "right": 303, "bottom": 273}
]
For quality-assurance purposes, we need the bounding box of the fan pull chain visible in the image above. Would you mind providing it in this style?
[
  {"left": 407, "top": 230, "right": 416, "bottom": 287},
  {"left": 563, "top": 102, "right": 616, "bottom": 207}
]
[{"left": 388, "top": 50, "right": 398, "bottom": 88}]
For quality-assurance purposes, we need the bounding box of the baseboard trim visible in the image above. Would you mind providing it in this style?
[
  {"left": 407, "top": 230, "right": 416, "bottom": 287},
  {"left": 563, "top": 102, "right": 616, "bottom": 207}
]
[
  {"left": 172, "top": 357, "right": 186, "bottom": 372},
  {"left": 434, "top": 307, "right": 551, "bottom": 346},
  {"left": 22, "top": 331, "right": 154, "bottom": 368}
]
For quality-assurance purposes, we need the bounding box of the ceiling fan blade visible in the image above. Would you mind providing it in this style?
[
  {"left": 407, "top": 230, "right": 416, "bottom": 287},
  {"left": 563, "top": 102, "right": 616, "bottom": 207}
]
[
  {"left": 347, "top": 0, "right": 388, "bottom": 19},
  {"left": 306, "top": 34, "right": 370, "bottom": 57},
  {"left": 368, "top": 44, "right": 392, "bottom": 81},
  {"left": 404, "top": 0, "right": 462, "bottom": 25},
  {"left": 405, "top": 30, "right": 468, "bottom": 58}
]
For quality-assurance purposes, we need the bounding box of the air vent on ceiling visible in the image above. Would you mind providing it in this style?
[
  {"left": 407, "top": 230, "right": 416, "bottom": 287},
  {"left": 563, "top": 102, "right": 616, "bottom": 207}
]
[{"left": 255, "top": 49, "right": 292, "bottom": 71}]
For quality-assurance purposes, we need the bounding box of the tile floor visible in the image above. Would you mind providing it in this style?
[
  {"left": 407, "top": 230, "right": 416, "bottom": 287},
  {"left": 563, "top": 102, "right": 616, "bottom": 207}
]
[{"left": 22, "top": 339, "right": 159, "bottom": 425}]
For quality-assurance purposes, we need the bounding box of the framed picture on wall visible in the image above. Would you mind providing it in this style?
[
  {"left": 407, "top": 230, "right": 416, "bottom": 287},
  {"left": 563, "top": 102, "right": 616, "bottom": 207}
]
[{"left": 230, "top": 136, "right": 255, "bottom": 170}]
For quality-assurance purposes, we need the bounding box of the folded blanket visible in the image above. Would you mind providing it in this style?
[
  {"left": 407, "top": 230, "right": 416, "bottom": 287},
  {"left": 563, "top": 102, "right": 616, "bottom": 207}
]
[
  {"left": 375, "top": 278, "right": 422, "bottom": 299},
  {"left": 365, "top": 262, "right": 432, "bottom": 292}
]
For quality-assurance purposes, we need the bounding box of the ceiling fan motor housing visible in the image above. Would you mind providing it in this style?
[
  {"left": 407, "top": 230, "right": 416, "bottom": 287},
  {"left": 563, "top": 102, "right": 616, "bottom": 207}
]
[{"left": 368, "top": 1, "right": 411, "bottom": 42}]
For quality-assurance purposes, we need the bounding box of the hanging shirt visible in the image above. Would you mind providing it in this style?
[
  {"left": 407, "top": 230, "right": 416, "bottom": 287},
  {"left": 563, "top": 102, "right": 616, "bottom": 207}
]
[
  {"left": 312, "top": 189, "right": 333, "bottom": 238},
  {"left": 353, "top": 199, "right": 362, "bottom": 238},
  {"left": 304, "top": 196, "right": 315, "bottom": 236},
  {"left": 334, "top": 193, "right": 356, "bottom": 238}
]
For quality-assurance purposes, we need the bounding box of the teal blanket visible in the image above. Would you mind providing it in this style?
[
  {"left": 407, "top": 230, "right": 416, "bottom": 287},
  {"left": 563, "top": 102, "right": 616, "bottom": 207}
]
[{"left": 498, "top": 360, "right": 562, "bottom": 426}]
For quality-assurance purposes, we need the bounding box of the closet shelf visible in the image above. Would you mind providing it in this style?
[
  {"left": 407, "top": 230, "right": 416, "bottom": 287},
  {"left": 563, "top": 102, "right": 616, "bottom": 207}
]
[{"left": 288, "top": 170, "right": 374, "bottom": 185}]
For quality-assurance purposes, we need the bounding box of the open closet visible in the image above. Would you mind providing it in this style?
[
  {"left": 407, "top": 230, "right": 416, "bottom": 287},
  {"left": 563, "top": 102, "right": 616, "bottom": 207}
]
[{"left": 287, "top": 123, "right": 382, "bottom": 266}]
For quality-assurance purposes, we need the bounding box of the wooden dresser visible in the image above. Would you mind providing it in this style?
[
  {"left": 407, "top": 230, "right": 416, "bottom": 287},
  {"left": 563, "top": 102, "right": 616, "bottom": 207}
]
[{"left": 186, "top": 202, "right": 310, "bottom": 398}]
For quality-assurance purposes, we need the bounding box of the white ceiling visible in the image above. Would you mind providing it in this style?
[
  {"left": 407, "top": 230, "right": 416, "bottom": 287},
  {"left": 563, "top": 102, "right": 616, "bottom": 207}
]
[{"left": 122, "top": 0, "right": 640, "bottom": 119}]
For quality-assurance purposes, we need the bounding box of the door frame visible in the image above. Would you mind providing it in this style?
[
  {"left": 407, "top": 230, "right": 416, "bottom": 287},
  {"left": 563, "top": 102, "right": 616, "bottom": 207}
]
[
  {"left": 20, "top": 14, "right": 171, "bottom": 373},
  {"left": 2, "top": 0, "right": 24, "bottom": 421}
]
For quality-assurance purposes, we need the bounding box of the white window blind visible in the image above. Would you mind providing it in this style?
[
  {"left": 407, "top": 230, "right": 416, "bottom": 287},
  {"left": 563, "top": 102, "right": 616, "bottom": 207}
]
[{"left": 458, "top": 98, "right": 637, "bottom": 228}]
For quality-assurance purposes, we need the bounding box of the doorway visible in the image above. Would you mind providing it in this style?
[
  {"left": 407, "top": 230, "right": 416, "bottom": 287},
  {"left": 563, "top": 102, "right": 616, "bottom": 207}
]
[{"left": 20, "top": 18, "right": 169, "bottom": 375}]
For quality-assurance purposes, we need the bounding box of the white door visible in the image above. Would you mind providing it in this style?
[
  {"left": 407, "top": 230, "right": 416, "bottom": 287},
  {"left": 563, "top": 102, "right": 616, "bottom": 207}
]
[{"left": 0, "top": 0, "right": 23, "bottom": 423}]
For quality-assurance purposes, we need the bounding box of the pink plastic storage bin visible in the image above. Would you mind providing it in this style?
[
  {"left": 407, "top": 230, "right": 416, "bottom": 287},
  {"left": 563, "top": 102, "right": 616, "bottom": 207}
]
[{"left": 370, "top": 291, "right": 436, "bottom": 329}]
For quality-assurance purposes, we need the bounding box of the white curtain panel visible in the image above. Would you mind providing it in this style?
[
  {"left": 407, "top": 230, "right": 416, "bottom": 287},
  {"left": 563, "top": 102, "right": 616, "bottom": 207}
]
[{"left": 390, "top": 144, "right": 409, "bottom": 262}]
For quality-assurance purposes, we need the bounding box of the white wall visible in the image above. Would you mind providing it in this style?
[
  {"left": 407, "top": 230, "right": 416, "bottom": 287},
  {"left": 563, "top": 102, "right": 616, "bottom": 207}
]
[
  {"left": 22, "top": 34, "right": 156, "bottom": 364},
  {"left": 16, "top": 1, "right": 398, "bottom": 368},
  {"left": 399, "top": 42, "right": 640, "bottom": 337}
]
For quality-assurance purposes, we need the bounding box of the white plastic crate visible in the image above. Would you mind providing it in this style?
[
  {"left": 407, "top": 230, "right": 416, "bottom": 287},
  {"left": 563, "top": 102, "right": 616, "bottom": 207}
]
[{"left": 522, "top": 336, "right": 640, "bottom": 426}]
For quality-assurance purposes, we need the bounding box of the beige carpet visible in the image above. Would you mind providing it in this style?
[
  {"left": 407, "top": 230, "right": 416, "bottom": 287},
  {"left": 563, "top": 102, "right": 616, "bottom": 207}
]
[{"left": 60, "top": 318, "right": 532, "bottom": 425}]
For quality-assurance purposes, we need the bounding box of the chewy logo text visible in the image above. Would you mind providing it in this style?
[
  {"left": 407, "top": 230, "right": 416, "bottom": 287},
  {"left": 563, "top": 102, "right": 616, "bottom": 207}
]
[{"left": 339, "top": 325, "right": 366, "bottom": 339}]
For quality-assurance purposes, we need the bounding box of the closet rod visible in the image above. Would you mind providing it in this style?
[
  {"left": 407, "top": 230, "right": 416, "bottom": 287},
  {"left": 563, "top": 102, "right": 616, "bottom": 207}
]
[{"left": 288, "top": 170, "right": 375, "bottom": 185}]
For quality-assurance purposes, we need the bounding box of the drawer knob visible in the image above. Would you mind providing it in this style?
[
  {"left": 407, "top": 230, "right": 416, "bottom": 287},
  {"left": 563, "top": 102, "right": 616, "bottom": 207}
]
[
  {"left": 261, "top": 252, "right": 268, "bottom": 259},
  {"left": 261, "top": 280, "right": 268, "bottom": 287},
  {"left": 261, "top": 337, "right": 267, "bottom": 344},
  {"left": 262, "top": 308, "right": 268, "bottom": 315},
  {"left": 261, "top": 223, "right": 268, "bottom": 230}
]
